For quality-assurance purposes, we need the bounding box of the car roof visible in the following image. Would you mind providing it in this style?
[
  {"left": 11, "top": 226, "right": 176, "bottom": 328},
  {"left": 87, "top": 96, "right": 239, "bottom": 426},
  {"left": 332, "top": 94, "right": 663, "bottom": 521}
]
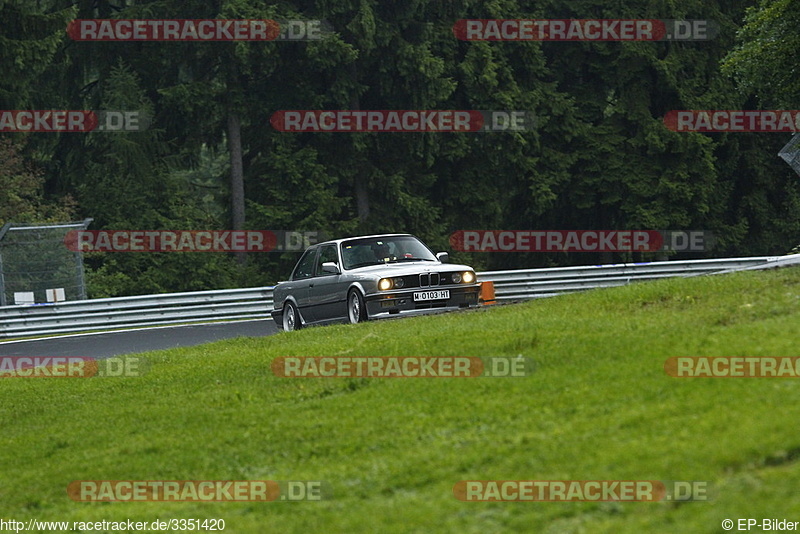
[{"left": 314, "top": 233, "right": 415, "bottom": 248}]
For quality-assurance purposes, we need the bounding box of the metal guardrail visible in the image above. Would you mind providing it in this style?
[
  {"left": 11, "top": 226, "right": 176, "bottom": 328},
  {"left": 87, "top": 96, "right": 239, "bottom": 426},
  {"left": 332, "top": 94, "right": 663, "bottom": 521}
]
[
  {"left": 479, "top": 255, "right": 800, "bottom": 301},
  {"left": 0, "top": 287, "right": 274, "bottom": 338},
  {"left": 1, "top": 255, "right": 798, "bottom": 338}
]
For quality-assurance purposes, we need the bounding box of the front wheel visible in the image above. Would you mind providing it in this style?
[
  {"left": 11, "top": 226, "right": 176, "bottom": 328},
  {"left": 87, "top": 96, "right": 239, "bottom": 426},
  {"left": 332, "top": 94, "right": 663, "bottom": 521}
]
[
  {"left": 282, "top": 301, "right": 302, "bottom": 331},
  {"left": 347, "top": 289, "right": 367, "bottom": 324}
]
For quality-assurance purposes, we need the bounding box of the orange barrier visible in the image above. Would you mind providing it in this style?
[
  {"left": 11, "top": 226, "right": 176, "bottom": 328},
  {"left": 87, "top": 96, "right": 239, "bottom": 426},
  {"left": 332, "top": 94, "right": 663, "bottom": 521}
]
[{"left": 479, "top": 281, "right": 496, "bottom": 306}]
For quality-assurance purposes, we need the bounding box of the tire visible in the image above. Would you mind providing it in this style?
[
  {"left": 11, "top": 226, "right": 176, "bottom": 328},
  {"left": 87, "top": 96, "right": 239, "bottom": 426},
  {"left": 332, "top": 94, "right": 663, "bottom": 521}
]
[
  {"left": 282, "top": 301, "right": 302, "bottom": 331},
  {"left": 347, "top": 289, "right": 367, "bottom": 324}
]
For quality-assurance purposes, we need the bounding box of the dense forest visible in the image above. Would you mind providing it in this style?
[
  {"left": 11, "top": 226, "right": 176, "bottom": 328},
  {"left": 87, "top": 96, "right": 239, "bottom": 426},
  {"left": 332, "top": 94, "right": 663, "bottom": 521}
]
[{"left": 1, "top": 0, "right": 798, "bottom": 298}]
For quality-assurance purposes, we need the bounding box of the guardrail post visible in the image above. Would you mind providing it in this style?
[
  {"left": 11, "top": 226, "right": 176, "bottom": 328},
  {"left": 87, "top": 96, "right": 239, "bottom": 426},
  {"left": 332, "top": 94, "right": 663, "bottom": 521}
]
[{"left": 0, "top": 222, "right": 10, "bottom": 307}]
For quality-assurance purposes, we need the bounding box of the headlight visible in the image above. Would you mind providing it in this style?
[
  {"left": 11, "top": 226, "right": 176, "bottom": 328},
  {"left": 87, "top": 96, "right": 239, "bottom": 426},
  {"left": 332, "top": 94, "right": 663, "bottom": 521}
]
[
  {"left": 462, "top": 271, "right": 475, "bottom": 284},
  {"left": 394, "top": 277, "right": 405, "bottom": 288},
  {"left": 378, "top": 278, "right": 393, "bottom": 290},
  {"left": 452, "top": 273, "right": 462, "bottom": 283}
]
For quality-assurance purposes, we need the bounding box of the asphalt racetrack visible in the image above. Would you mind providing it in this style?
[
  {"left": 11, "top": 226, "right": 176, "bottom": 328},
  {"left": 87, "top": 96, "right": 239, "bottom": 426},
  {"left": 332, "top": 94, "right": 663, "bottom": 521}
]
[{"left": 0, "top": 319, "right": 279, "bottom": 359}]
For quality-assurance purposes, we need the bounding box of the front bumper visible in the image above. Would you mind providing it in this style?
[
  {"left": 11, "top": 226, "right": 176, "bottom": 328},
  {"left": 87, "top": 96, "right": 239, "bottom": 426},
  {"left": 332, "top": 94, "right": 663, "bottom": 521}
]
[{"left": 364, "top": 284, "right": 480, "bottom": 318}]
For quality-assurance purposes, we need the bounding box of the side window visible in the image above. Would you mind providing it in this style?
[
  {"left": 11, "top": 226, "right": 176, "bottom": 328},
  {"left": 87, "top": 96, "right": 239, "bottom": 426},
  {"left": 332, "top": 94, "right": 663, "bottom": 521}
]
[
  {"left": 315, "top": 245, "right": 339, "bottom": 276},
  {"left": 292, "top": 248, "right": 317, "bottom": 280}
]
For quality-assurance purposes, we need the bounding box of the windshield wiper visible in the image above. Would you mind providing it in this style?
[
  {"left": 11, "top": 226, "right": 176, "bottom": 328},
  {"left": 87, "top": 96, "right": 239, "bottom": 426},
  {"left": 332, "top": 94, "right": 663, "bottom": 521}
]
[
  {"left": 347, "top": 261, "right": 380, "bottom": 269},
  {"left": 395, "top": 257, "right": 435, "bottom": 262}
]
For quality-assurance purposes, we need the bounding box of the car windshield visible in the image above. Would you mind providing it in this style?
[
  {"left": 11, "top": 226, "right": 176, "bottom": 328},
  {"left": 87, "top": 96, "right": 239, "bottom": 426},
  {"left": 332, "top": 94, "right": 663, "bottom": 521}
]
[{"left": 340, "top": 236, "right": 438, "bottom": 270}]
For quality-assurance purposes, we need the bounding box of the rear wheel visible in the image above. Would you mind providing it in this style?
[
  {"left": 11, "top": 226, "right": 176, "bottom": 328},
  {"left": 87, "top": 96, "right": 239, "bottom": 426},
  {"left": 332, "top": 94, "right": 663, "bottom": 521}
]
[
  {"left": 347, "top": 289, "right": 367, "bottom": 324},
  {"left": 282, "top": 301, "right": 302, "bottom": 331}
]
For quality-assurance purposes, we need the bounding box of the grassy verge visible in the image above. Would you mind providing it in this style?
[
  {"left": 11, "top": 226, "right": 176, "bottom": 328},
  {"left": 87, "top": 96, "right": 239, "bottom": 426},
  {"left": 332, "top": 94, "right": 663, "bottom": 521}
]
[{"left": 2, "top": 268, "right": 800, "bottom": 532}]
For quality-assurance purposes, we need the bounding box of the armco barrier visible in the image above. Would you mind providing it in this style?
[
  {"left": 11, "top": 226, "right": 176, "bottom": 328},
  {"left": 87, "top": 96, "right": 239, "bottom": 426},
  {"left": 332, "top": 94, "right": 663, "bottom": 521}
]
[
  {"left": 0, "top": 287, "right": 274, "bottom": 338},
  {"left": 480, "top": 255, "right": 799, "bottom": 301},
  {"left": 0, "top": 255, "right": 797, "bottom": 338}
]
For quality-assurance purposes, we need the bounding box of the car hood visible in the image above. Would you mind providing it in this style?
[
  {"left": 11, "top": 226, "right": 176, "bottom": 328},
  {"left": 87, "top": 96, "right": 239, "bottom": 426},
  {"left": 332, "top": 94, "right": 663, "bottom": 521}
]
[{"left": 344, "top": 262, "right": 476, "bottom": 277}]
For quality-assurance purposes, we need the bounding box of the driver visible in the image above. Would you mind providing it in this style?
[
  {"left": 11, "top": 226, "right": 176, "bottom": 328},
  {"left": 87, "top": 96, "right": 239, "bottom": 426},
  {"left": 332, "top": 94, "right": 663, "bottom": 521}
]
[{"left": 371, "top": 242, "right": 394, "bottom": 262}]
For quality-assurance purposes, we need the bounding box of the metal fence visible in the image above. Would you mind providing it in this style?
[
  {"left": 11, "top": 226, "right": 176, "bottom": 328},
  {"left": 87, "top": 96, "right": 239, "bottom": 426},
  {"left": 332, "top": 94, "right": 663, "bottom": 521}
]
[
  {"left": 0, "top": 220, "right": 93, "bottom": 306},
  {"left": 779, "top": 133, "right": 800, "bottom": 177},
  {"left": 0, "top": 254, "right": 798, "bottom": 339}
]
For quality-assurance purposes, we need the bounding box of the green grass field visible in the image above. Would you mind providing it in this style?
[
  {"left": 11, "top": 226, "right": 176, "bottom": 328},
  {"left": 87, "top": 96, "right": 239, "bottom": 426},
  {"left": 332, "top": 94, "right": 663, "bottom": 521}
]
[{"left": 2, "top": 267, "right": 800, "bottom": 533}]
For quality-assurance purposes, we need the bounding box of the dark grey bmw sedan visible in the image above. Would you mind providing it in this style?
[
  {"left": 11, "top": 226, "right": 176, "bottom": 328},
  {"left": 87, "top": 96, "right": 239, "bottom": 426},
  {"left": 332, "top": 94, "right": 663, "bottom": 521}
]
[{"left": 271, "top": 234, "right": 481, "bottom": 331}]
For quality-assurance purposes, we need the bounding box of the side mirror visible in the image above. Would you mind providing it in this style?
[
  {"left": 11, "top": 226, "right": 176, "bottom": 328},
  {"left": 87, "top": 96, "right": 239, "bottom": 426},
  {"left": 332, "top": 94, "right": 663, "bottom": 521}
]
[
  {"left": 321, "top": 262, "right": 340, "bottom": 274},
  {"left": 436, "top": 252, "right": 449, "bottom": 263}
]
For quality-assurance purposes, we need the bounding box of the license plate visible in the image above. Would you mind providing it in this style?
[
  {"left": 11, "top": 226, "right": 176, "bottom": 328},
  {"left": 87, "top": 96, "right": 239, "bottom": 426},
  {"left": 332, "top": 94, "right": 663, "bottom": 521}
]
[{"left": 413, "top": 290, "right": 450, "bottom": 301}]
